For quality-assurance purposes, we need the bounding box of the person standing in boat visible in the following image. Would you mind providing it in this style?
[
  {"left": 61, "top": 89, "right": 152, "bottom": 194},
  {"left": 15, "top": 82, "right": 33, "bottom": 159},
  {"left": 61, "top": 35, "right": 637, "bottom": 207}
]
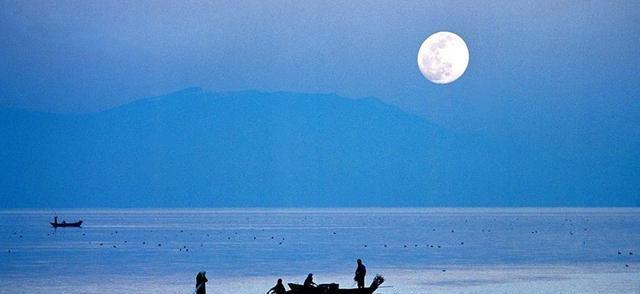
[
  {"left": 266, "top": 278, "right": 287, "bottom": 294},
  {"left": 53, "top": 216, "right": 58, "bottom": 225},
  {"left": 354, "top": 259, "right": 366, "bottom": 289},
  {"left": 303, "top": 273, "right": 317, "bottom": 288},
  {"left": 195, "top": 271, "right": 208, "bottom": 294}
]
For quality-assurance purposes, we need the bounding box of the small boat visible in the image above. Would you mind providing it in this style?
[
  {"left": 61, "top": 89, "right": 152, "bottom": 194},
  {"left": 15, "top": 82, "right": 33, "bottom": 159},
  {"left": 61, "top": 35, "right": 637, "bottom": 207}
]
[
  {"left": 50, "top": 220, "right": 83, "bottom": 228},
  {"left": 286, "top": 275, "right": 384, "bottom": 294}
]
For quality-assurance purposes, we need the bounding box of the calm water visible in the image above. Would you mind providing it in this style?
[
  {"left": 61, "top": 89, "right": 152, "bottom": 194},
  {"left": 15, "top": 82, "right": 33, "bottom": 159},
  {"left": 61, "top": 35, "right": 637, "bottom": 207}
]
[{"left": 1, "top": 208, "right": 639, "bottom": 293}]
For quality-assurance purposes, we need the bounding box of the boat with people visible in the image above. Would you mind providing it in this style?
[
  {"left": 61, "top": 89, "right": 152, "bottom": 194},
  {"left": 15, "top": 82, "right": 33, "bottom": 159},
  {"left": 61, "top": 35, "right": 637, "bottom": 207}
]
[
  {"left": 192, "top": 260, "right": 384, "bottom": 294},
  {"left": 50, "top": 216, "right": 83, "bottom": 228},
  {"left": 285, "top": 275, "right": 385, "bottom": 294}
]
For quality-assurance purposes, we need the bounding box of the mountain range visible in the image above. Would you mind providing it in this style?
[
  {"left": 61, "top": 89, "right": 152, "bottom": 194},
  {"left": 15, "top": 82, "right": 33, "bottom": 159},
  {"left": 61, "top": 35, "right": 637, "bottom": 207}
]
[{"left": 1, "top": 88, "right": 637, "bottom": 207}]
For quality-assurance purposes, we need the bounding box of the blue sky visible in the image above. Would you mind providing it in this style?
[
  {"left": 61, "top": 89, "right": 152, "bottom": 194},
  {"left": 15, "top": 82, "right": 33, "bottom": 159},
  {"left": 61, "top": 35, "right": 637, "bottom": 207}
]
[{"left": 1, "top": 1, "right": 639, "bottom": 162}]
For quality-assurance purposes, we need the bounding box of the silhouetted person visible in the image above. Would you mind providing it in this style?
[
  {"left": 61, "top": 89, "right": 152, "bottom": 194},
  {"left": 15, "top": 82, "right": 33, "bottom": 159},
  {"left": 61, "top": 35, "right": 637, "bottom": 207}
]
[
  {"left": 53, "top": 216, "right": 58, "bottom": 224},
  {"left": 195, "top": 271, "right": 208, "bottom": 294},
  {"left": 354, "top": 259, "right": 366, "bottom": 289},
  {"left": 266, "top": 278, "right": 286, "bottom": 294},
  {"left": 303, "top": 273, "right": 317, "bottom": 288}
]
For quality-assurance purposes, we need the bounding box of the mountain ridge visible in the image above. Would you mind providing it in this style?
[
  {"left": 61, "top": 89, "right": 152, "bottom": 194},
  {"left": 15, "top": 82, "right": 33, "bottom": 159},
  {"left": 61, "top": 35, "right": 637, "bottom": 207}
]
[{"left": 1, "top": 89, "right": 638, "bottom": 208}]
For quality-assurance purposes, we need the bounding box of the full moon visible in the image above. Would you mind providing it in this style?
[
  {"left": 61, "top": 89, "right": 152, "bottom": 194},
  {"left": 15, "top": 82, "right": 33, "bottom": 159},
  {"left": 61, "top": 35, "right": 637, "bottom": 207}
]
[{"left": 417, "top": 31, "right": 469, "bottom": 84}]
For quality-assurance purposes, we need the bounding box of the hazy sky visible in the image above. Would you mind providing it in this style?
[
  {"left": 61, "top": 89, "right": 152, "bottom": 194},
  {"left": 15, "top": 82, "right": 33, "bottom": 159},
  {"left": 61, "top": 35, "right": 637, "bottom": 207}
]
[{"left": 2, "top": 1, "right": 639, "bottom": 160}]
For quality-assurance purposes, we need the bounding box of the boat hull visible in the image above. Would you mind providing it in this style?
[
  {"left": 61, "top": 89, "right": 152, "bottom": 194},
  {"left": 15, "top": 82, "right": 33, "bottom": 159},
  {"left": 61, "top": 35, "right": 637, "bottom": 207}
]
[
  {"left": 50, "top": 220, "right": 83, "bottom": 228},
  {"left": 287, "top": 283, "right": 377, "bottom": 294}
]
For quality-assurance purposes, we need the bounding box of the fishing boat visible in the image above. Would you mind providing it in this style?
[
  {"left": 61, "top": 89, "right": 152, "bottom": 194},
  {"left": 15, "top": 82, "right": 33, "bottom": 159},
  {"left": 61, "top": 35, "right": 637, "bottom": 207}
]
[
  {"left": 50, "top": 217, "right": 83, "bottom": 228},
  {"left": 286, "top": 275, "right": 384, "bottom": 294}
]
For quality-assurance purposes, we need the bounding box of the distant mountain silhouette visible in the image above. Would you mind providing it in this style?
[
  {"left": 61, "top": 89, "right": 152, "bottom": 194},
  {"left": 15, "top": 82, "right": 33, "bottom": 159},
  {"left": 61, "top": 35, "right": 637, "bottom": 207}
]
[{"left": 1, "top": 88, "right": 637, "bottom": 207}]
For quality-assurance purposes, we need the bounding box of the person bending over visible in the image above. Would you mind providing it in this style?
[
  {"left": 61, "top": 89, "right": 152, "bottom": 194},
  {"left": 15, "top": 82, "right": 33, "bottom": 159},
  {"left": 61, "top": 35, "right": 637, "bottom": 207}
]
[{"left": 267, "top": 278, "right": 287, "bottom": 294}]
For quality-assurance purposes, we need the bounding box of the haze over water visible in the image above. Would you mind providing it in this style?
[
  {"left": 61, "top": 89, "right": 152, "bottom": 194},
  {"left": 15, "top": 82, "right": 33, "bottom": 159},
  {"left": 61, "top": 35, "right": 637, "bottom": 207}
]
[{"left": 1, "top": 208, "right": 639, "bottom": 293}]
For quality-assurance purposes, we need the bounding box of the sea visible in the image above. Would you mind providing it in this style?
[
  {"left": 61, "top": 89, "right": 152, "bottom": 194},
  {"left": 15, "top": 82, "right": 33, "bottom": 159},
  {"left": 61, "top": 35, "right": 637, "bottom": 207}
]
[{"left": 1, "top": 208, "right": 639, "bottom": 294}]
